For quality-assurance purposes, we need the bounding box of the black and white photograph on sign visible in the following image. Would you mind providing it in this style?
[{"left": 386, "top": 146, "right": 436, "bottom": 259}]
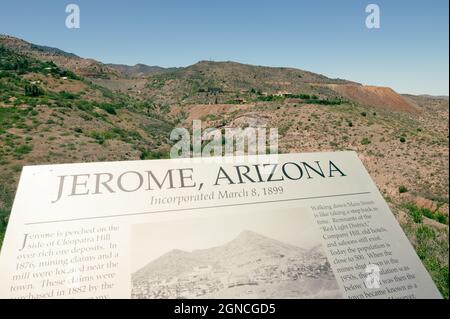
[{"left": 131, "top": 208, "right": 342, "bottom": 299}]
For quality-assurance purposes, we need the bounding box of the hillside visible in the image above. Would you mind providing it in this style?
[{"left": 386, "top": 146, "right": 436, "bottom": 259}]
[
  {"left": 0, "top": 35, "right": 448, "bottom": 297},
  {"left": 141, "top": 60, "right": 351, "bottom": 105},
  {"left": 0, "top": 34, "right": 120, "bottom": 79},
  {"left": 326, "top": 84, "right": 421, "bottom": 114},
  {"left": 0, "top": 42, "right": 176, "bottom": 248}
]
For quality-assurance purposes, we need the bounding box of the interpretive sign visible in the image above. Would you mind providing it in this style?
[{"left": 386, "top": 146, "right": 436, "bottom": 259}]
[{"left": 0, "top": 152, "right": 442, "bottom": 299}]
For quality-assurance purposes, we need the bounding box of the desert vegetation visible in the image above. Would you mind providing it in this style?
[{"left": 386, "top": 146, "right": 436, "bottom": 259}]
[{"left": 0, "top": 35, "right": 448, "bottom": 297}]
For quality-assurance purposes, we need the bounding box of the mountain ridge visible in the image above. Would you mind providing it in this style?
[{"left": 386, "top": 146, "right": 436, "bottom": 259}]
[
  {"left": 0, "top": 34, "right": 423, "bottom": 114},
  {"left": 106, "top": 63, "right": 176, "bottom": 78},
  {"left": 1, "top": 34, "right": 447, "bottom": 98}
]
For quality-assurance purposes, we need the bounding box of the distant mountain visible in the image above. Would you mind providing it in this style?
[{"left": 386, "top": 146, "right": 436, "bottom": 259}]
[
  {"left": 403, "top": 94, "right": 449, "bottom": 102},
  {"left": 131, "top": 230, "right": 340, "bottom": 298},
  {"left": 0, "top": 34, "right": 119, "bottom": 79},
  {"left": 29, "top": 44, "right": 79, "bottom": 58},
  {"left": 106, "top": 63, "right": 175, "bottom": 78}
]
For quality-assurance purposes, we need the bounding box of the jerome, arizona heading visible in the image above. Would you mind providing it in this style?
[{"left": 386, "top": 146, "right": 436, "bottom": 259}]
[{"left": 51, "top": 160, "right": 346, "bottom": 203}]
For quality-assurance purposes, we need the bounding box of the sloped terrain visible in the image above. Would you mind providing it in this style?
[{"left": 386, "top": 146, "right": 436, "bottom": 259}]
[
  {"left": 0, "top": 43, "right": 175, "bottom": 246},
  {"left": 0, "top": 35, "right": 448, "bottom": 297},
  {"left": 141, "top": 60, "right": 351, "bottom": 106},
  {"left": 0, "top": 35, "right": 120, "bottom": 79},
  {"left": 326, "top": 84, "right": 421, "bottom": 114}
]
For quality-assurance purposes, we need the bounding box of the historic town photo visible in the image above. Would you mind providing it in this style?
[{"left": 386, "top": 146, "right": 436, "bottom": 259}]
[{"left": 130, "top": 207, "right": 342, "bottom": 299}]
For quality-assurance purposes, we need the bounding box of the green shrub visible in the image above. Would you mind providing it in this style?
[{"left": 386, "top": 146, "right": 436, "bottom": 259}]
[
  {"left": 414, "top": 225, "right": 449, "bottom": 299},
  {"left": 99, "top": 103, "right": 117, "bottom": 115},
  {"left": 400, "top": 137, "right": 406, "bottom": 143},
  {"left": 399, "top": 185, "right": 408, "bottom": 193},
  {"left": 0, "top": 217, "right": 6, "bottom": 250},
  {"left": 435, "top": 213, "right": 448, "bottom": 225},
  {"left": 24, "top": 84, "right": 44, "bottom": 97},
  {"left": 89, "top": 128, "right": 140, "bottom": 145},
  {"left": 285, "top": 93, "right": 311, "bottom": 99},
  {"left": 79, "top": 113, "right": 93, "bottom": 121},
  {"left": 403, "top": 203, "right": 448, "bottom": 225},
  {"left": 89, "top": 131, "right": 114, "bottom": 144},
  {"left": 140, "top": 149, "right": 168, "bottom": 160},
  {"left": 361, "top": 138, "right": 371, "bottom": 145},
  {"left": 0, "top": 207, "right": 9, "bottom": 251},
  {"left": 257, "top": 95, "right": 284, "bottom": 102},
  {"left": 329, "top": 141, "right": 338, "bottom": 148},
  {"left": 58, "top": 91, "right": 78, "bottom": 100},
  {"left": 404, "top": 203, "right": 423, "bottom": 223},
  {"left": 13, "top": 144, "right": 32, "bottom": 156},
  {"left": 416, "top": 225, "right": 436, "bottom": 242},
  {"left": 75, "top": 101, "right": 94, "bottom": 112}
]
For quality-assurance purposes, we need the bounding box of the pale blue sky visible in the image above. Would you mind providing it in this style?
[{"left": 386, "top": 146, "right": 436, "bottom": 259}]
[{"left": 0, "top": 0, "right": 448, "bottom": 95}]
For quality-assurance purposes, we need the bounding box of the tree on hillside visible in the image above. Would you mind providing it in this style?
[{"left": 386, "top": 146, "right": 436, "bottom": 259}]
[
  {"left": 24, "top": 84, "right": 43, "bottom": 97},
  {"left": 142, "top": 98, "right": 156, "bottom": 115}
]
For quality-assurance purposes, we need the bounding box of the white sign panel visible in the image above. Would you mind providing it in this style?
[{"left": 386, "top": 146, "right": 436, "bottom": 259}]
[{"left": 0, "top": 152, "right": 442, "bottom": 299}]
